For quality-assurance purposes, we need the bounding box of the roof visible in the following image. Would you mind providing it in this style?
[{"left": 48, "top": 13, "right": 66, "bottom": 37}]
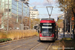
[
  {"left": 40, "top": 20, "right": 55, "bottom": 23},
  {"left": 40, "top": 18, "right": 55, "bottom": 23}
]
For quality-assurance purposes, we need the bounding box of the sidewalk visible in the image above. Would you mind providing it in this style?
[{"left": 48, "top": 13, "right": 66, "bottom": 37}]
[
  {"left": 50, "top": 42, "right": 63, "bottom": 50},
  {"left": 49, "top": 32, "right": 74, "bottom": 50},
  {"left": 58, "top": 32, "right": 73, "bottom": 40},
  {"left": 49, "top": 32, "right": 64, "bottom": 50}
]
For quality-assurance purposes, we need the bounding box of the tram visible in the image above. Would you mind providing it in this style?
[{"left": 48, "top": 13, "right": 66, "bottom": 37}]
[{"left": 39, "top": 18, "right": 58, "bottom": 41}]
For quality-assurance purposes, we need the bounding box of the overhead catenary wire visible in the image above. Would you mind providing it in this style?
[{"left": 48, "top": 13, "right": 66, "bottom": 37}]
[
  {"left": 29, "top": 3, "right": 60, "bottom": 8},
  {"left": 35, "top": 7, "right": 60, "bottom": 8}
]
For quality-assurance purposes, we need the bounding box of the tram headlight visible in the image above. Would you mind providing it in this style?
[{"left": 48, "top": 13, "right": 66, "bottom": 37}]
[
  {"left": 51, "top": 33, "right": 54, "bottom": 37},
  {"left": 40, "top": 33, "right": 42, "bottom": 37}
]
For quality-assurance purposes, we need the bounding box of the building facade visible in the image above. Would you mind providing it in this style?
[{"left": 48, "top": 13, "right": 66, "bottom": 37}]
[
  {"left": 30, "top": 7, "right": 39, "bottom": 19},
  {"left": 0, "top": 0, "right": 29, "bottom": 29}
]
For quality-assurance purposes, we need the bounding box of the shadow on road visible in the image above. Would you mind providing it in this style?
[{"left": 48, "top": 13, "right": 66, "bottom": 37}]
[{"left": 37, "top": 40, "right": 55, "bottom": 43}]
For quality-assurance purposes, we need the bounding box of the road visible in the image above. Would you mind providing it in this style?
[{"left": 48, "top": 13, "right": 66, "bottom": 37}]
[
  {"left": 0, "top": 32, "right": 73, "bottom": 50},
  {"left": 0, "top": 36, "right": 54, "bottom": 50}
]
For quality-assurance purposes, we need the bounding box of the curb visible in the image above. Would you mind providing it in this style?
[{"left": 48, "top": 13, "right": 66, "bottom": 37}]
[{"left": 50, "top": 42, "right": 63, "bottom": 50}]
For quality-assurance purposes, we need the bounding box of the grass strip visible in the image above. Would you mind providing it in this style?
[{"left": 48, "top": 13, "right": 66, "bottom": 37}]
[
  {"left": 60, "top": 38, "right": 75, "bottom": 50},
  {"left": 53, "top": 38, "right": 75, "bottom": 50},
  {"left": 0, "top": 38, "right": 12, "bottom": 43}
]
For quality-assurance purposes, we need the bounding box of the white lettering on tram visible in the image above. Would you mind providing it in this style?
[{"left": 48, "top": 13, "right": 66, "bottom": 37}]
[
  {"left": 42, "top": 26, "right": 52, "bottom": 28},
  {"left": 43, "top": 23, "right": 52, "bottom": 25}
]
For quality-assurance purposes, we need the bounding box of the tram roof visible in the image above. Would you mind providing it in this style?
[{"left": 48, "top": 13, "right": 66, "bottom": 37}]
[{"left": 41, "top": 18, "right": 54, "bottom": 20}]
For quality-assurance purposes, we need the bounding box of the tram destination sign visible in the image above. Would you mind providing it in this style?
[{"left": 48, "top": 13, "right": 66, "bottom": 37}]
[
  {"left": 43, "top": 23, "right": 52, "bottom": 25},
  {"left": 42, "top": 26, "right": 52, "bottom": 28}
]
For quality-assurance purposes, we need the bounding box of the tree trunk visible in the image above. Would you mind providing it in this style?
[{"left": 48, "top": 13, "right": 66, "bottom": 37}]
[{"left": 72, "top": 8, "right": 75, "bottom": 39}]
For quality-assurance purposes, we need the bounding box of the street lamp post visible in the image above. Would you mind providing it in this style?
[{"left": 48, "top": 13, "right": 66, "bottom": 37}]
[
  {"left": 24, "top": 2, "right": 31, "bottom": 29},
  {"left": 15, "top": 0, "right": 19, "bottom": 23},
  {"left": 7, "top": 0, "right": 9, "bottom": 31},
  {"left": 29, "top": 8, "right": 31, "bottom": 29},
  {"left": 20, "top": 0, "right": 29, "bottom": 30},
  {"left": 20, "top": 2, "right": 24, "bottom": 30},
  {"left": 25, "top": 6, "right": 30, "bottom": 29},
  {"left": 21, "top": 0, "right": 30, "bottom": 29},
  {"left": 22, "top": 2, "right": 23, "bottom": 24},
  {"left": 25, "top": 18, "right": 28, "bottom": 29}
]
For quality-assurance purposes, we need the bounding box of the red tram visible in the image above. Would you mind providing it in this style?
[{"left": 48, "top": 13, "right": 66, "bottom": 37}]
[{"left": 39, "top": 18, "right": 58, "bottom": 41}]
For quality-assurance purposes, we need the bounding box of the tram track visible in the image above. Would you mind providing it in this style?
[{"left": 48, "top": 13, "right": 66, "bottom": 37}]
[
  {"left": 0, "top": 37, "right": 39, "bottom": 50},
  {"left": 30, "top": 43, "right": 42, "bottom": 50},
  {"left": 0, "top": 36, "right": 53, "bottom": 50},
  {"left": 13, "top": 40, "right": 38, "bottom": 50},
  {"left": 30, "top": 42, "right": 52, "bottom": 50},
  {"left": 46, "top": 43, "right": 52, "bottom": 50}
]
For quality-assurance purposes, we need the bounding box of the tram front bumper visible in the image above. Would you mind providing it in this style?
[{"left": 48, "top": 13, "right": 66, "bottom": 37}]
[{"left": 39, "top": 37, "right": 54, "bottom": 41}]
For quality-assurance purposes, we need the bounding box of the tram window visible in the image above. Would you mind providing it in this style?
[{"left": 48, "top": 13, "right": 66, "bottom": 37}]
[{"left": 42, "top": 29, "right": 52, "bottom": 33}]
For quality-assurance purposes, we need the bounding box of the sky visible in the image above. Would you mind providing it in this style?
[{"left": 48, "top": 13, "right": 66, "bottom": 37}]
[{"left": 29, "top": 0, "right": 64, "bottom": 21}]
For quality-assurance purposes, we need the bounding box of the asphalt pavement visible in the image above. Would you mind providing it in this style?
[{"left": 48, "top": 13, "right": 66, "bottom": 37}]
[
  {"left": 0, "top": 32, "right": 73, "bottom": 50},
  {"left": 0, "top": 36, "right": 54, "bottom": 50}
]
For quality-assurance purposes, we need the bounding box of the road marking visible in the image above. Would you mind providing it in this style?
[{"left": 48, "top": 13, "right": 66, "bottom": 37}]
[
  {"left": 30, "top": 43, "right": 42, "bottom": 50},
  {"left": 47, "top": 43, "right": 52, "bottom": 50}
]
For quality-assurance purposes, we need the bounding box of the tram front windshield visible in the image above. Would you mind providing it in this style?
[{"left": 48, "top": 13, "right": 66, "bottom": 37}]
[{"left": 40, "top": 23, "right": 55, "bottom": 36}]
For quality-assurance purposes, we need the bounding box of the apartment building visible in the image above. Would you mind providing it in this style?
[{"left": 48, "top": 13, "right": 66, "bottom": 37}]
[{"left": 30, "top": 7, "right": 39, "bottom": 19}]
